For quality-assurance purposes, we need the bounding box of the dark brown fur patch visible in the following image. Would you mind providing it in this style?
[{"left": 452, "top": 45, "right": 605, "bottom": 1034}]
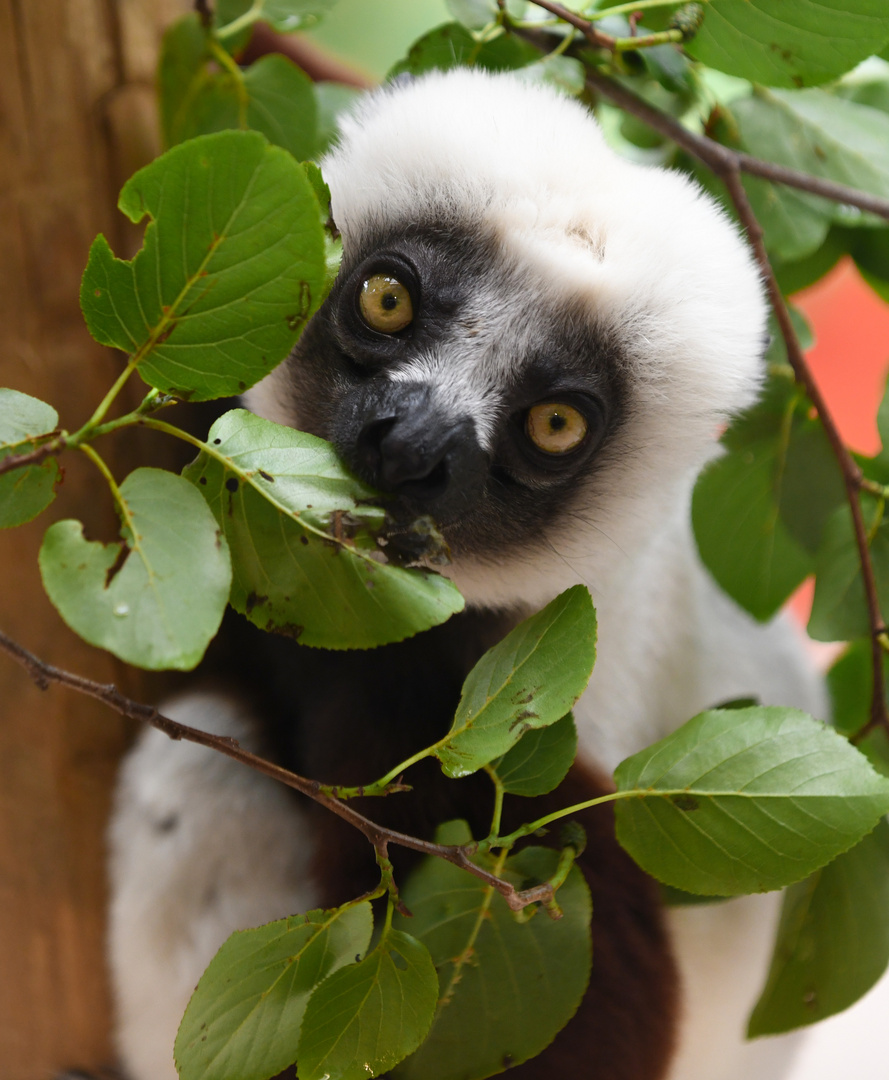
[{"left": 221, "top": 608, "right": 679, "bottom": 1080}]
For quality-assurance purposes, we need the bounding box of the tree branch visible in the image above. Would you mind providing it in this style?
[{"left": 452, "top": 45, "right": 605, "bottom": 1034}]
[
  {"left": 581, "top": 68, "right": 889, "bottom": 222},
  {"left": 0, "top": 437, "right": 65, "bottom": 477},
  {"left": 0, "top": 628, "right": 551, "bottom": 911}
]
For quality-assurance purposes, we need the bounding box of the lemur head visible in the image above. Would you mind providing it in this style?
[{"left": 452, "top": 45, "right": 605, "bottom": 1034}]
[{"left": 247, "top": 69, "right": 766, "bottom": 610}]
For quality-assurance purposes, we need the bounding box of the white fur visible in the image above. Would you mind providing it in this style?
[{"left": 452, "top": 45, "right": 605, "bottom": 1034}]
[
  {"left": 109, "top": 694, "right": 320, "bottom": 1080},
  {"left": 114, "top": 70, "right": 828, "bottom": 1080}
]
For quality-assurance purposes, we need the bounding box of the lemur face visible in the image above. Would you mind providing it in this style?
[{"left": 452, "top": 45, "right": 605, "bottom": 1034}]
[
  {"left": 273, "top": 218, "right": 628, "bottom": 561},
  {"left": 246, "top": 69, "right": 767, "bottom": 606}
]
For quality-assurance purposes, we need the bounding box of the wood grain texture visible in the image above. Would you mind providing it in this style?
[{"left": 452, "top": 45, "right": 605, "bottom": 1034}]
[{"left": 0, "top": 2, "right": 186, "bottom": 1075}]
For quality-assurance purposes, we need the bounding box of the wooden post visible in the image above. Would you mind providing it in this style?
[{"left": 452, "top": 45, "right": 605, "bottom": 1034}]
[{"left": 0, "top": 2, "right": 185, "bottom": 1075}]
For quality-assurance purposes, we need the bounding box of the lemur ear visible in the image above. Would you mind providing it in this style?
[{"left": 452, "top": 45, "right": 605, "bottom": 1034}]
[{"left": 496, "top": 760, "right": 680, "bottom": 1080}]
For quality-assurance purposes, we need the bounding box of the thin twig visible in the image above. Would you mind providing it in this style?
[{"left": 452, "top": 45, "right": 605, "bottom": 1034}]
[
  {"left": 527, "top": 0, "right": 617, "bottom": 49},
  {"left": 0, "top": 628, "right": 550, "bottom": 911},
  {"left": 581, "top": 68, "right": 889, "bottom": 222},
  {"left": 0, "top": 438, "right": 65, "bottom": 477}
]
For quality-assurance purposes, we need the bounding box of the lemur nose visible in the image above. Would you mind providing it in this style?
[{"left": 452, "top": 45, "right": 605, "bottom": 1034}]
[{"left": 356, "top": 415, "right": 452, "bottom": 500}]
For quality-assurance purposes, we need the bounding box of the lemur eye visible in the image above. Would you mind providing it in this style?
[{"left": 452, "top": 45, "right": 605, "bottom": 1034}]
[
  {"left": 526, "top": 403, "right": 588, "bottom": 454},
  {"left": 359, "top": 274, "right": 414, "bottom": 333}
]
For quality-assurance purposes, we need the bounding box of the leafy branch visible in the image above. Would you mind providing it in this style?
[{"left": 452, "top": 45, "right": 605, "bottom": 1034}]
[
  {"left": 519, "top": 3, "right": 889, "bottom": 741},
  {"left": 0, "top": 625, "right": 556, "bottom": 913}
]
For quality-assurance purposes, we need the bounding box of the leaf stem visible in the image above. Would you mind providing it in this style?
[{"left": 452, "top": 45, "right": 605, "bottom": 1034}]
[
  {"left": 77, "top": 444, "right": 136, "bottom": 542},
  {"left": 586, "top": 0, "right": 704, "bottom": 19},
  {"left": 214, "top": 0, "right": 262, "bottom": 40},
  {"left": 485, "top": 764, "right": 506, "bottom": 839},
  {"left": 208, "top": 35, "right": 249, "bottom": 125},
  {"left": 486, "top": 791, "right": 626, "bottom": 850},
  {"left": 437, "top": 848, "right": 508, "bottom": 1010},
  {"left": 79, "top": 359, "right": 139, "bottom": 434}
]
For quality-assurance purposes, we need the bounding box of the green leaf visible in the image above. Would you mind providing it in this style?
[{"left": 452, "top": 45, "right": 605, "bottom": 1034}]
[
  {"left": 846, "top": 227, "right": 889, "bottom": 302},
  {"left": 183, "top": 409, "right": 464, "bottom": 649},
  {"left": 297, "top": 926, "right": 438, "bottom": 1080},
  {"left": 808, "top": 498, "right": 889, "bottom": 642},
  {"left": 435, "top": 586, "right": 596, "bottom": 778},
  {"left": 389, "top": 22, "right": 538, "bottom": 78},
  {"left": 215, "top": 0, "right": 334, "bottom": 36},
  {"left": 392, "top": 845, "right": 591, "bottom": 1080},
  {"left": 0, "top": 389, "right": 60, "bottom": 528},
  {"left": 39, "top": 467, "right": 231, "bottom": 670},
  {"left": 687, "top": 1, "right": 889, "bottom": 88},
  {"left": 735, "top": 90, "right": 889, "bottom": 230},
  {"left": 835, "top": 56, "right": 889, "bottom": 114},
  {"left": 163, "top": 49, "right": 319, "bottom": 164},
  {"left": 827, "top": 641, "right": 889, "bottom": 777},
  {"left": 748, "top": 820, "right": 889, "bottom": 1036},
  {"left": 773, "top": 228, "right": 846, "bottom": 296},
  {"left": 692, "top": 373, "right": 817, "bottom": 621},
  {"left": 80, "top": 130, "right": 325, "bottom": 401},
  {"left": 613, "top": 706, "right": 889, "bottom": 896},
  {"left": 491, "top": 712, "right": 578, "bottom": 797},
  {"left": 175, "top": 903, "right": 373, "bottom": 1080},
  {"left": 779, "top": 419, "right": 846, "bottom": 555},
  {"left": 158, "top": 14, "right": 211, "bottom": 149}
]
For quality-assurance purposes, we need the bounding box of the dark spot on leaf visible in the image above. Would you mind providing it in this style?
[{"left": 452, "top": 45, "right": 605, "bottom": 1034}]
[
  {"left": 104, "top": 543, "right": 131, "bottom": 588},
  {"left": 300, "top": 535, "right": 309, "bottom": 545},
  {"left": 225, "top": 477, "right": 238, "bottom": 493},
  {"left": 94, "top": 288, "right": 102, "bottom": 297},
  {"left": 199, "top": 476, "right": 207, "bottom": 485},
  {"left": 355, "top": 954, "right": 361, "bottom": 963},
  {"left": 509, "top": 710, "right": 538, "bottom": 730},
  {"left": 245, "top": 592, "right": 268, "bottom": 614},
  {"left": 670, "top": 793, "right": 699, "bottom": 812},
  {"left": 213, "top": 438, "right": 222, "bottom": 445},
  {"left": 266, "top": 621, "right": 304, "bottom": 640},
  {"left": 155, "top": 813, "right": 178, "bottom": 834},
  {"left": 813, "top": 144, "right": 826, "bottom": 161},
  {"left": 366, "top": 579, "right": 375, "bottom": 589},
  {"left": 502, "top": 1054, "right": 514, "bottom": 1068},
  {"left": 390, "top": 949, "right": 408, "bottom": 971},
  {"left": 259, "top": 470, "right": 274, "bottom": 482},
  {"left": 156, "top": 321, "right": 176, "bottom": 344},
  {"left": 238, "top": 381, "right": 246, "bottom": 391},
  {"left": 215, "top": 529, "right": 223, "bottom": 548}
]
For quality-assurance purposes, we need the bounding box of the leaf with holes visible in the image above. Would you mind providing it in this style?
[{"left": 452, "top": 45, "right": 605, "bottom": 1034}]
[
  {"left": 614, "top": 707, "right": 889, "bottom": 896},
  {"left": 80, "top": 130, "right": 324, "bottom": 400},
  {"left": 183, "top": 409, "right": 464, "bottom": 649},
  {"left": 175, "top": 903, "right": 373, "bottom": 1080},
  {"left": 297, "top": 925, "right": 438, "bottom": 1080},
  {"left": 0, "top": 389, "right": 60, "bottom": 529},
  {"left": 39, "top": 468, "right": 231, "bottom": 670},
  {"left": 687, "top": 0, "right": 889, "bottom": 88},
  {"left": 748, "top": 821, "right": 889, "bottom": 1036},
  {"left": 392, "top": 840, "right": 591, "bottom": 1080},
  {"left": 435, "top": 586, "right": 596, "bottom": 778}
]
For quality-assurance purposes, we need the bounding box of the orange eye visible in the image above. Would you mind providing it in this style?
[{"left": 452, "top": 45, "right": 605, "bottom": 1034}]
[
  {"left": 359, "top": 274, "right": 413, "bottom": 333},
  {"left": 526, "top": 403, "right": 588, "bottom": 454}
]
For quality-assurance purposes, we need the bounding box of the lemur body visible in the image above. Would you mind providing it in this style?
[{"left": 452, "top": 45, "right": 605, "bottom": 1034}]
[{"left": 109, "top": 70, "right": 826, "bottom": 1080}]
